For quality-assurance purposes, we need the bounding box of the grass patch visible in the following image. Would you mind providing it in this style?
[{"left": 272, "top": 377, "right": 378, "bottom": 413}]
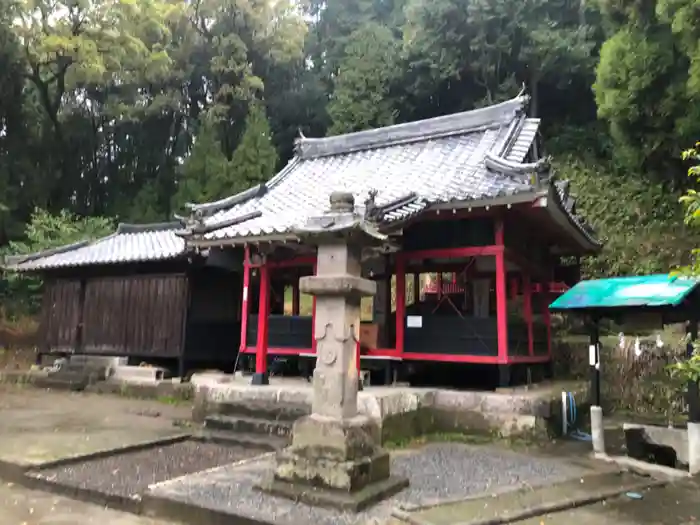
[
  {"left": 385, "top": 430, "right": 554, "bottom": 452},
  {"left": 156, "top": 394, "right": 192, "bottom": 406},
  {"left": 386, "top": 431, "right": 500, "bottom": 450}
]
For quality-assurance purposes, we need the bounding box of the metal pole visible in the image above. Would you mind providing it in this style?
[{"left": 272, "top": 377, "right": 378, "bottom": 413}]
[
  {"left": 588, "top": 314, "right": 605, "bottom": 454},
  {"left": 589, "top": 316, "right": 601, "bottom": 407}
]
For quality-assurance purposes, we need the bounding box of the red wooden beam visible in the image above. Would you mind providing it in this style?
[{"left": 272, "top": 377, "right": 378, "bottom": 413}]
[
  {"left": 495, "top": 219, "right": 508, "bottom": 364},
  {"left": 243, "top": 347, "right": 310, "bottom": 356},
  {"left": 402, "top": 245, "right": 502, "bottom": 262},
  {"left": 248, "top": 255, "right": 316, "bottom": 269},
  {"left": 508, "top": 354, "right": 550, "bottom": 364},
  {"left": 268, "top": 256, "right": 316, "bottom": 269}
]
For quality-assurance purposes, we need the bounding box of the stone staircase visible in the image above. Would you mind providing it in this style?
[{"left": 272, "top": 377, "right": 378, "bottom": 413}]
[
  {"left": 33, "top": 355, "right": 125, "bottom": 392},
  {"left": 202, "top": 401, "right": 310, "bottom": 451},
  {"left": 34, "top": 359, "right": 106, "bottom": 391}
]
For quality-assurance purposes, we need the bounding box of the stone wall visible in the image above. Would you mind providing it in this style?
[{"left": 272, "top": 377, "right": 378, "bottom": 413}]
[{"left": 192, "top": 374, "right": 587, "bottom": 443}]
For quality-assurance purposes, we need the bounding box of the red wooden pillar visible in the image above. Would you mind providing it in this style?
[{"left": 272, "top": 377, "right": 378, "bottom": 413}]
[
  {"left": 523, "top": 272, "right": 534, "bottom": 356},
  {"left": 239, "top": 246, "right": 251, "bottom": 354},
  {"left": 495, "top": 219, "right": 508, "bottom": 366},
  {"left": 253, "top": 260, "right": 270, "bottom": 385},
  {"left": 396, "top": 255, "right": 406, "bottom": 354}
]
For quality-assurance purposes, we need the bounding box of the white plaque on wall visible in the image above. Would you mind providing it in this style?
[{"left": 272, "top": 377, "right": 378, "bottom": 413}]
[{"left": 406, "top": 316, "right": 423, "bottom": 328}]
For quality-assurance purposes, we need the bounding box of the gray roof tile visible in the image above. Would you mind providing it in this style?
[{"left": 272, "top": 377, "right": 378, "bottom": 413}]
[
  {"left": 5, "top": 222, "right": 186, "bottom": 272},
  {"left": 194, "top": 96, "right": 545, "bottom": 241},
  {"left": 506, "top": 118, "right": 540, "bottom": 163}
]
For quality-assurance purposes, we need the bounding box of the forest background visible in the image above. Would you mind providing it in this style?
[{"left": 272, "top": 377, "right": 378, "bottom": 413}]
[{"left": 1, "top": 0, "right": 700, "bottom": 319}]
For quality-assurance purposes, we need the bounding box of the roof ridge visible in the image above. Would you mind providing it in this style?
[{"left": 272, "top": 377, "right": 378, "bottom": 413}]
[
  {"left": 296, "top": 95, "right": 530, "bottom": 160},
  {"left": 116, "top": 221, "right": 184, "bottom": 234},
  {"left": 187, "top": 158, "right": 300, "bottom": 216},
  {"left": 4, "top": 221, "right": 185, "bottom": 270},
  {"left": 2, "top": 239, "right": 92, "bottom": 268}
]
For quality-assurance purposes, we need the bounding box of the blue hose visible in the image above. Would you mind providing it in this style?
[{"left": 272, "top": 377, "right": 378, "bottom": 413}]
[{"left": 565, "top": 392, "right": 592, "bottom": 441}]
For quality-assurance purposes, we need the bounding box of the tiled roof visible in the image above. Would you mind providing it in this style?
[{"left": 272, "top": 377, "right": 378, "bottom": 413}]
[
  {"left": 4, "top": 222, "right": 186, "bottom": 272},
  {"left": 185, "top": 96, "right": 598, "bottom": 250}
]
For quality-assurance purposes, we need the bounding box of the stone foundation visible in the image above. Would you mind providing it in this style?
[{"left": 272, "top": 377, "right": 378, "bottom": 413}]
[
  {"left": 193, "top": 375, "right": 587, "bottom": 443},
  {"left": 257, "top": 414, "right": 408, "bottom": 510}
]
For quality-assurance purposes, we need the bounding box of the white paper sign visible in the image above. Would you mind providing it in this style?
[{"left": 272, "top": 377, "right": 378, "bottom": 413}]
[
  {"left": 406, "top": 316, "right": 423, "bottom": 328},
  {"left": 243, "top": 286, "right": 248, "bottom": 301},
  {"left": 588, "top": 344, "right": 597, "bottom": 366}
]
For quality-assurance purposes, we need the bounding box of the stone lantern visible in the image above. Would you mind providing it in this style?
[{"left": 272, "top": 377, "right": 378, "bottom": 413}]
[{"left": 257, "top": 190, "right": 408, "bottom": 510}]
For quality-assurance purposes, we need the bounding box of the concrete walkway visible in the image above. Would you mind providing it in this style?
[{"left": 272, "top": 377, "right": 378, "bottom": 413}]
[
  {"left": 0, "top": 385, "right": 191, "bottom": 467},
  {"left": 394, "top": 473, "right": 697, "bottom": 525},
  {"left": 0, "top": 481, "right": 171, "bottom": 525},
  {"left": 517, "top": 480, "right": 700, "bottom": 525}
]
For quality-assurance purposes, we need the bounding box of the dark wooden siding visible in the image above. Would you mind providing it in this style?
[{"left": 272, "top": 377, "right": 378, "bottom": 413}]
[
  {"left": 184, "top": 268, "right": 241, "bottom": 362},
  {"left": 82, "top": 274, "right": 187, "bottom": 357},
  {"left": 40, "top": 279, "right": 82, "bottom": 353}
]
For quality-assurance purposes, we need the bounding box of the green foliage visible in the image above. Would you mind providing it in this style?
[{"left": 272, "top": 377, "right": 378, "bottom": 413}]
[
  {"left": 553, "top": 155, "right": 696, "bottom": 277},
  {"left": 1, "top": 209, "right": 113, "bottom": 315},
  {"left": 172, "top": 114, "right": 232, "bottom": 210},
  {"left": 667, "top": 343, "right": 700, "bottom": 388},
  {"left": 173, "top": 102, "right": 278, "bottom": 210},
  {"left": 593, "top": 0, "right": 700, "bottom": 181},
  {"left": 226, "top": 103, "right": 279, "bottom": 192},
  {"left": 328, "top": 23, "right": 401, "bottom": 134},
  {"left": 675, "top": 144, "right": 700, "bottom": 275},
  {"left": 402, "top": 0, "right": 596, "bottom": 113},
  {"left": 0, "top": 0, "right": 694, "bottom": 322}
]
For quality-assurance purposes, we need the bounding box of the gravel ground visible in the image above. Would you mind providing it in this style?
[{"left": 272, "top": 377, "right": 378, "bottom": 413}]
[
  {"left": 33, "top": 440, "right": 266, "bottom": 498},
  {"left": 148, "top": 443, "right": 588, "bottom": 525}
]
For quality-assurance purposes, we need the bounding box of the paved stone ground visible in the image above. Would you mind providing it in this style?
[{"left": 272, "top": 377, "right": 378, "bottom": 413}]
[
  {"left": 411, "top": 470, "right": 649, "bottom": 525},
  {"left": 0, "top": 481, "right": 171, "bottom": 525},
  {"left": 517, "top": 480, "right": 700, "bottom": 525},
  {"left": 0, "top": 384, "right": 191, "bottom": 466},
  {"left": 148, "top": 443, "right": 591, "bottom": 525}
]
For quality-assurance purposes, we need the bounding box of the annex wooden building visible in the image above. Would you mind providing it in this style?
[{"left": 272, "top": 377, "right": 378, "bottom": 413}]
[
  {"left": 182, "top": 95, "right": 600, "bottom": 386},
  {"left": 4, "top": 222, "right": 242, "bottom": 374}
]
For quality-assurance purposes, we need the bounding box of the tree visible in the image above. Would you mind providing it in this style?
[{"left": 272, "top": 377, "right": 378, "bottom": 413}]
[
  {"left": 327, "top": 23, "right": 401, "bottom": 134},
  {"left": 554, "top": 155, "right": 697, "bottom": 278},
  {"left": 592, "top": 0, "right": 700, "bottom": 182},
  {"left": 225, "top": 102, "right": 279, "bottom": 192},
  {"left": 1, "top": 208, "right": 113, "bottom": 315},
  {"left": 401, "top": 0, "right": 597, "bottom": 121},
  {"left": 172, "top": 114, "right": 231, "bottom": 211},
  {"left": 173, "top": 102, "right": 278, "bottom": 210}
]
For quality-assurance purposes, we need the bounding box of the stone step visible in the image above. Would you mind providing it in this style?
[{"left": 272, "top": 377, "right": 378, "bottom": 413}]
[
  {"left": 34, "top": 373, "right": 91, "bottom": 392},
  {"left": 204, "top": 414, "right": 293, "bottom": 438},
  {"left": 217, "top": 400, "right": 310, "bottom": 422},
  {"left": 111, "top": 365, "right": 166, "bottom": 383},
  {"left": 197, "top": 429, "right": 290, "bottom": 451},
  {"left": 69, "top": 355, "right": 127, "bottom": 368}
]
